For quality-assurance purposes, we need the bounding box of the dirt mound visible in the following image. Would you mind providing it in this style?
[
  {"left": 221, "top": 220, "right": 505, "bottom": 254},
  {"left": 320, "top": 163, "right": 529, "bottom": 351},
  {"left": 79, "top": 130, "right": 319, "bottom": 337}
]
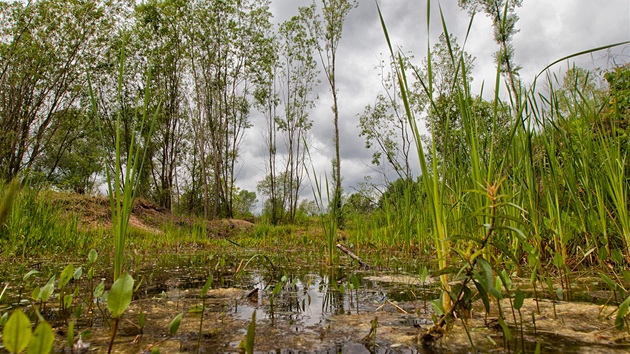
[{"left": 52, "top": 192, "right": 254, "bottom": 238}]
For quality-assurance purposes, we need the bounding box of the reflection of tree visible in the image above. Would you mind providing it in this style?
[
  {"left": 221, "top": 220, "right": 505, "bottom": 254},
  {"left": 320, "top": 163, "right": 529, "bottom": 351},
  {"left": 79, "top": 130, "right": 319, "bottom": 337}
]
[{"left": 321, "top": 269, "right": 345, "bottom": 316}]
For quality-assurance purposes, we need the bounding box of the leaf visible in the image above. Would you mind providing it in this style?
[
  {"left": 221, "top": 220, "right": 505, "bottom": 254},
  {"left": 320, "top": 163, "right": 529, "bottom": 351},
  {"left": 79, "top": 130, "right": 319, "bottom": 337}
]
[
  {"left": 599, "top": 273, "right": 617, "bottom": 292},
  {"left": 473, "top": 279, "right": 490, "bottom": 314},
  {"left": 201, "top": 274, "right": 213, "bottom": 298},
  {"left": 66, "top": 321, "right": 74, "bottom": 348},
  {"left": 498, "top": 317, "right": 512, "bottom": 340},
  {"left": 244, "top": 310, "right": 256, "bottom": 354},
  {"left": 3, "top": 309, "right": 32, "bottom": 354},
  {"left": 59, "top": 264, "right": 75, "bottom": 289},
  {"left": 138, "top": 312, "right": 145, "bottom": 329},
  {"left": 169, "top": 312, "right": 183, "bottom": 336},
  {"left": 27, "top": 321, "right": 54, "bottom": 354},
  {"left": 514, "top": 289, "right": 524, "bottom": 310},
  {"left": 23, "top": 270, "right": 40, "bottom": 282},
  {"left": 0, "top": 312, "right": 8, "bottom": 327},
  {"left": 615, "top": 295, "right": 630, "bottom": 330},
  {"left": 40, "top": 276, "right": 55, "bottom": 302},
  {"left": 88, "top": 249, "right": 98, "bottom": 263},
  {"left": 477, "top": 258, "right": 493, "bottom": 289},
  {"left": 93, "top": 280, "right": 105, "bottom": 298},
  {"left": 107, "top": 273, "right": 134, "bottom": 318},
  {"left": 188, "top": 304, "right": 204, "bottom": 313},
  {"left": 73, "top": 267, "right": 83, "bottom": 280},
  {"left": 63, "top": 294, "right": 73, "bottom": 309}
]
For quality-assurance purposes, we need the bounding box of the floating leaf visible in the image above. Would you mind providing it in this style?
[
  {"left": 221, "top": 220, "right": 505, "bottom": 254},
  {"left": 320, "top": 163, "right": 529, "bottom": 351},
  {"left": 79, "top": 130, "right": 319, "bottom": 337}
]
[
  {"left": 27, "top": 321, "right": 54, "bottom": 354},
  {"left": 3, "top": 309, "right": 32, "bottom": 354},
  {"left": 169, "top": 312, "right": 183, "bottom": 336},
  {"left": 107, "top": 273, "right": 134, "bottom": 318}
]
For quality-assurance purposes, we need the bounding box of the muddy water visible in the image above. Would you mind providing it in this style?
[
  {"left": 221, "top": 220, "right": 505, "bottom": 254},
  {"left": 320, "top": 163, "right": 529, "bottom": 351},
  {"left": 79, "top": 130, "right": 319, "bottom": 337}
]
[{"left": 2, "top": 254, "right": 630, "bottom": 353}]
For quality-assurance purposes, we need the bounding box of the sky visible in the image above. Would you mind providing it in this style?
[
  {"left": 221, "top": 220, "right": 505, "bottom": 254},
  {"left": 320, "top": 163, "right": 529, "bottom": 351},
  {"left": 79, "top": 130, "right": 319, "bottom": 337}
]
[{"left": 236, "top": 0, "right": 630, "bottom": 210}]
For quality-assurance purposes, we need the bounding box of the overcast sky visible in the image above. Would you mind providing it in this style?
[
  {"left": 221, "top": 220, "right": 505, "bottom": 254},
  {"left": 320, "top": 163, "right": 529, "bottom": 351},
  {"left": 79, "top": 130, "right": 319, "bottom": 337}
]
[{"left": 237, "top": 0, "right": 630, "bottom": 210}]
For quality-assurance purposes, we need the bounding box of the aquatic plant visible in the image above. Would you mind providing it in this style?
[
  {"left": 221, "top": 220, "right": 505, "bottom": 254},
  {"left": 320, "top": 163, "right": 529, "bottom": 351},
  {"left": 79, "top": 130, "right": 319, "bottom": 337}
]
[{"left": 87, "top": 37, "right": 159, "bottom": 282}]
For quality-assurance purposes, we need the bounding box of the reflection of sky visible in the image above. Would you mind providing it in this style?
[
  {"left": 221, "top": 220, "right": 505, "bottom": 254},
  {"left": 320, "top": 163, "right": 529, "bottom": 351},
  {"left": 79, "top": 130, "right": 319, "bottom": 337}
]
[{"left": 233, "top": 273, "right": 387, "bottom": 331}]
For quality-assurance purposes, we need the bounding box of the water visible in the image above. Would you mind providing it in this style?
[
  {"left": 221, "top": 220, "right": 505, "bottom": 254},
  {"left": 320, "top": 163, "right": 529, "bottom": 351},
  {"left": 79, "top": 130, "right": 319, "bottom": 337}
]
[{"left": 1, "top": 254, "right": 629, "bottom": 353}]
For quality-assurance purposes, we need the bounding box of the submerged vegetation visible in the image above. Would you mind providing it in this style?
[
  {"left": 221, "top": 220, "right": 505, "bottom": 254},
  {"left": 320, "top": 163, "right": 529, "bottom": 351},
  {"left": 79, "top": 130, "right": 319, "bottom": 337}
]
[{"left": 1, "top": 0, "right": 630, "bottom": 352}]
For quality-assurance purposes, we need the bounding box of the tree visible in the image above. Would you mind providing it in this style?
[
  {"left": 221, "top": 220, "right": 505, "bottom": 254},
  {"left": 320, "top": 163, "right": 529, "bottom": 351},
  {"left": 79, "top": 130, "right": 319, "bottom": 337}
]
[
  {"left": 0, "top": 0, "right": 113, "bottom": 181},
  {"left": 458, "top": 0, "right": 523, "bottom": 112},
  {"left": 359, "top": 54, "right": 416, "bottom": 181},
  {"left": 30, "top": 108, "right": 103, "bottom": 194},
  {"left": 232, "top": 188, "right": 257, "bottom": 219},
  {"left": 276, "top": 13, "right": 319, "bottom": 223},
  {"left": 187, "top": 0, "right": 274, "bottom": 219},
  {"left": 300, "top": 0, "right": 357, "bottom": 227},
  {"left": 133, "top": 0, "right": 189, "bottom": 211}
]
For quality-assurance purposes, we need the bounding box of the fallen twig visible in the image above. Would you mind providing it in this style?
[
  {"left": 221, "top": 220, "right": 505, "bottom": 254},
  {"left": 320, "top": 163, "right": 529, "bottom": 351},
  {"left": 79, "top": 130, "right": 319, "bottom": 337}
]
[{"left": 336, "top": 243, "right": 372, "bottom": 269}]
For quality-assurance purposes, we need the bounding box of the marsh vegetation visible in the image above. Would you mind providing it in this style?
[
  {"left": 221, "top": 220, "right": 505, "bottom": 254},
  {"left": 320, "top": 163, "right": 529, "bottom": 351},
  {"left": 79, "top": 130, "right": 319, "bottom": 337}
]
[{"left": 2, "top": 0, "right": 630, "bottom": 353}]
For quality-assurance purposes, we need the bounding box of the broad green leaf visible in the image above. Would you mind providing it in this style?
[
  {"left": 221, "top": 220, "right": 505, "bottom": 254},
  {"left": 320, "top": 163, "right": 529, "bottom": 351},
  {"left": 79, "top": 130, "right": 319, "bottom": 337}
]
[
  {"left": 59, "top": 264, "right": 74, "bottom": 289},
  {"left": 477, "top": 258, "right": 493, "bottom": 289},
  {"left": 599, "top": 273, "right": 618, "bottom": 292},
  {"left": 201, "top": 274, "right": 213, "bottom": 297},
  {"left": 27, "top": 321, "right": 54, "bottom": 354},
  {"left": 31, "top": 287, "right": 40, "bottom": 301},
  {"left": 93, "top": 280, "right": 105, "bottom": 298},
  {"left": 3, "top": 309, "right": 32, "bottom": 354},
  {"left": 107, "top": 273, "right": 134, "bottom": 318},
  {"left": 138, "top": 312, "right": 145, "bottom": 329},
  {"left": 272, "top": 282, "right": 282, "bottom": 296},
  {"left": 63, "top": 294, "right": 73, "bottom": 309},
  {"left": 73, "top": 267, "right": 83, "bottom": 280},
  {"left": 169, "top": 312, "right": 183, "bottom": 336},
  {"left": 0, "top": 312, "right": 8, "bottom": 327},
  {"left": 88, "top": 249, "right": 98, "bottom": 263},
  {"left": 514, "top": 289, "right": 524, "bottom": 310},
  {"left": 473, "top": 280, "right": 490, "bottom": 314},
  {"left": 66, "top": 321, "right": 74, "bottom": 349},
  {"left": 40, "top": 276, "right": 55, "bottom": 302},
  {"left": 498, "top": 317, "right": 512, "bottom": 340},
  {"left": 615, "top": 295, "right": 630, "bottom": 330}
]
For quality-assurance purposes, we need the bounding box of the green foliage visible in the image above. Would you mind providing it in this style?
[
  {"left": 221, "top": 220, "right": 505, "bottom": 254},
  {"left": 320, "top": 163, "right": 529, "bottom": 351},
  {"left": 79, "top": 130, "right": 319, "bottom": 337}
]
[
  {"left": 27, "top": 322, "right": 54, "bottom": 354},
  {"left": 2, "top": 310, "right": 31, "bottom": 354},
  {"left": 169, "top": 312, "right": 183, "bottom": 336},
  {"left": 107, "top": 273, "right": 134, "bottom": 318}
]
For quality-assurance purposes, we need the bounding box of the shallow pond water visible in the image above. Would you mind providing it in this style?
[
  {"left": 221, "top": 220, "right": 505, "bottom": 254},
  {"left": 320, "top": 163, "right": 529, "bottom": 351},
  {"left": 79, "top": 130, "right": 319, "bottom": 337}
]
[{"left": 1, "top": 253, "right": 630, "bottom": 353}]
